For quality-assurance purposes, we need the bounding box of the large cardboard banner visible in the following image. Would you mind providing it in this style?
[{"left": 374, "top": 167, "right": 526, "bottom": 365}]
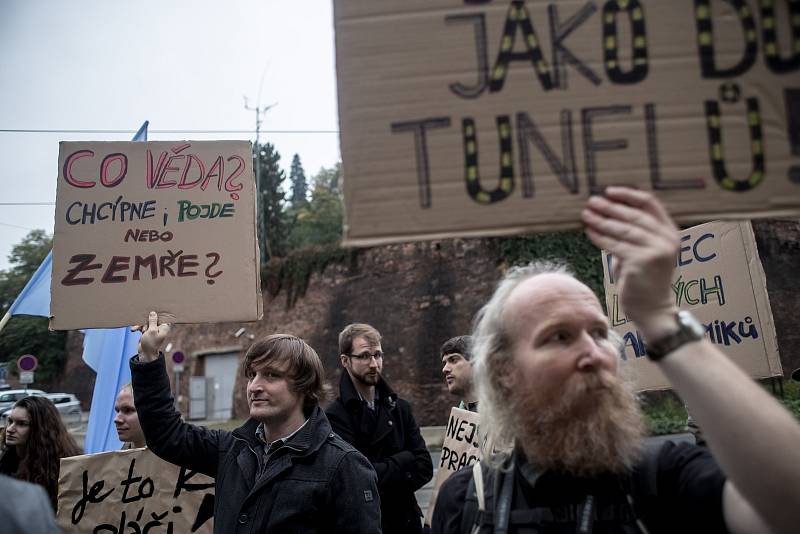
[
  {"left": 603, "top": 220, "right": 782, "bottom": 391},
  {"left": 425, "top": 407, "right": 481, "bottom": 525},
  {"left": 51, "top": 141, "right": 262, "bottom": 330},
  {"left": 57, "top": 448, "right": 214, "bottom": 533},
  {"left": 335, "top": 0, "right": 800, "bottom": 246}
]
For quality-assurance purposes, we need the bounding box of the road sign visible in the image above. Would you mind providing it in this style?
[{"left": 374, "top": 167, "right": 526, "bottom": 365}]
[
  {"left": 17, "top": 354, "right": 38, "bottom": 372},
  {"left": 172, "top": 351, "right": 185, "bottom": 364},
  {"left": 20, "top": 371, "right": 34, "bottom": 384},
  {"left": 173, "top": 364, "right": 185, "bottom": 373}
]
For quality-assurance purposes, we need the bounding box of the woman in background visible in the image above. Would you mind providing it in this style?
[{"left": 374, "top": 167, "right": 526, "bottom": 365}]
[{"left": 0, "top": 395, "right": 82, "bottom": 509}]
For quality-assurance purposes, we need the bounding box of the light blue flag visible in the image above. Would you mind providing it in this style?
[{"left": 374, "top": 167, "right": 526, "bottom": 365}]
[
  {"left": 82, "top": 328, "right": 141, "bottom": 452},
  {"left": 2, "top": 120, "right": 149, "bottom": 323},
  {"left": 6, "top": 250, "right": 52, "bottom": 316},
  {"left": 82, "top": 120, "right": 149, "bottom": 452},
  {"left": 1, "top": 121, "right": 151, "bottom": 452}
]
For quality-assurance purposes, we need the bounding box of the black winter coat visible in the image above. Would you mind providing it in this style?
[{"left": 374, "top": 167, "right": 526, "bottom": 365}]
[
  {"left": 326, "top": 372, "right": 433, "bottom": 534},
  {"left": 131, "top": 354, "right": 382, "bottom": 534}
]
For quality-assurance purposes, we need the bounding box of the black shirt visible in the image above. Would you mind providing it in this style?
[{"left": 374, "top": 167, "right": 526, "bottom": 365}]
[{"left": 431, "top": 441, "right": 728, "bottom": 534}]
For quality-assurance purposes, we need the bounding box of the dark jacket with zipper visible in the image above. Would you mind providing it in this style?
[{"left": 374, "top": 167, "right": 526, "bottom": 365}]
[
  {"left": 326, "top": 371, "right": 433, "bottom": 534},
  {"left": 131, "top": 354, "right": 382, "bottom": 534}
]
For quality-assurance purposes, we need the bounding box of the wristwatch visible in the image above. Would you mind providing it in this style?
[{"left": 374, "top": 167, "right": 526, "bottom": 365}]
[{"left": 644, "top": 310, "right": 706, "bottom": 361}]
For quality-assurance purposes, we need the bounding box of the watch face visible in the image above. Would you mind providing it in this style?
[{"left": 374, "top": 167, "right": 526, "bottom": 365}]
[{"left": 678, "top": 311, "right": 706, "bottom": 338}]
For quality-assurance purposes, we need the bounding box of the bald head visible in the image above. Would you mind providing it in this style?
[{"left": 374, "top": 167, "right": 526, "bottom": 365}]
[{"left": 503, "top": 273, "right": 606, "bottom": 349}]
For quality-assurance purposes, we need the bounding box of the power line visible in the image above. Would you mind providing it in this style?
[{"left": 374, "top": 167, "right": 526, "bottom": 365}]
[
  {"left": 0, "top": 128, "right": 339, "bottom": 134},
  {"left": 0, "top": 221, "right": 38, "bottom": 231},
  {"left": 0, "top": 202, "right": 55, "bottom": 206}
]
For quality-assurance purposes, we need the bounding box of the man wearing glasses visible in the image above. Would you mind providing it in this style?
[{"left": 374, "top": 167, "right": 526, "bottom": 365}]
[{"left": 327, "top": 323, "right": 433, "bottom": 534}]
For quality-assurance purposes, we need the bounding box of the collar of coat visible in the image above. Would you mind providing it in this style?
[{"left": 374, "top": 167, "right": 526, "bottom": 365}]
[
  {"left": 231, "top": 404, "right": 333, "bottom": 457},
  {"left": 338, "top": 370, "right": 397, "bottom": 410}
]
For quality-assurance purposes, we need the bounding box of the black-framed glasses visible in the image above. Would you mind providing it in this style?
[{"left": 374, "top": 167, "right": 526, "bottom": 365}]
[{"left": 346, "top": 350, "right": 384, "bottom": 361}]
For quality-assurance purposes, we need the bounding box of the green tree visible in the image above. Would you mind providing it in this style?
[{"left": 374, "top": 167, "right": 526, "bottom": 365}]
[
  {"left": 0, "top": 230, "right": 67, "bottom": 387},
  {"left": 287, "top": 163, "right": 344, "bottom": 249},
  {"left": 490, "top": 230, "right": 605, "bottom": 300},
  {"left": 255, "top": 142, "right": 288, "bottom": 259},
  {"left": 289, "top": 154, "right": 309, "bottom": 209}
]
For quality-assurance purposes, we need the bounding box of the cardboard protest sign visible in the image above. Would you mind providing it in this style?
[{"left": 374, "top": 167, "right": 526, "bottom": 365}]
[
  {"left": 57, "top": 448, "right": 214, "bottom": 533},
  {"left": 51, "top": 141, "right": 262, "bottom": 329},
  {"left": 603, "top": 220, "right": 782, "bottom": 391},
  {"left": 334, "top": 0, "right": 800, "bottom": 246},
  {"left": 425, "top": 407, "right": 481, "bottom": 525}
]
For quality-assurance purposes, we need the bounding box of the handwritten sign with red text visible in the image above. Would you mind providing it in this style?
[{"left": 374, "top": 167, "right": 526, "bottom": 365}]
[
  {"left": 58, "top": 448, "right": 215, "bottom": 533},
  {"left": 335, "top": 0, "right": 800, "bottom": 246},
  {"left": 51, "top": 141, "right": 262, "bottom": 329}
]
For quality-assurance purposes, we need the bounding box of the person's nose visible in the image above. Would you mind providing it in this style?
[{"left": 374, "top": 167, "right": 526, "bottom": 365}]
[
  {"left": 113, "top": 412, "right": 123, "bottom": 424},
  {"left": 248, "top": 376, "right": 264, "bottom": 394},
  {"left": 576, "top": 332, "right": 606, "bottom": 371}
]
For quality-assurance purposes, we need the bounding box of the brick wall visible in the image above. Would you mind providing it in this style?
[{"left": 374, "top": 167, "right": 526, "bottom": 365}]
[{"left": 58, "top": 221, "right": 800, "bottom": 424}]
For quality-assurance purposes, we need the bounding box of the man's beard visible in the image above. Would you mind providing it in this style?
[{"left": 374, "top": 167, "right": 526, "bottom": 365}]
[
  {"left": 353, "top": 369, "right": 380, "bottom": 386},
  {"left": 510, "top": 370, "right": 645, "bottom": 478}
]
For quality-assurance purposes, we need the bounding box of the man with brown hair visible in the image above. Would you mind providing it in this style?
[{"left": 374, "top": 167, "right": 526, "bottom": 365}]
[
  {"left": 131, "top": 314, "right": 381, "bottom": 533},
  {"left": 326, "top": 323, "right": 433, "bottom": 534}
]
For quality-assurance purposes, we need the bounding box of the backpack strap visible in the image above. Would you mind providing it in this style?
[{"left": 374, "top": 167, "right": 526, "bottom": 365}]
[
  {"left": 493, "top": 462, "right": 513, "bottom": 534},
  {"left": 470, "top": 462, "right": 485, "bottom": 534},
  {"left": 462, "top": 461, "right": 499, "bottom": 534},
  {"left": 473, "top": 462, "right": 486, "bottom": 513}
]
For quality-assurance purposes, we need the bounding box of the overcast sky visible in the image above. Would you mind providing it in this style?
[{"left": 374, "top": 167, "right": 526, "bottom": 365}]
[{"left": 0, "top": 0, "right": 340, "bottom": 272}]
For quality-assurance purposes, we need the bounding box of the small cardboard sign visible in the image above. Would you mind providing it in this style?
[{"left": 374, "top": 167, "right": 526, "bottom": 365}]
[
  {"left": 334, "top": 0, "right": 800, "bottom": 246},
  {"left": 425, "top": 407, "right": 482, "bottom": 525},
  {"left": 603, "top": 220, "right": 782, "bottom": 391},
  {"left": 57, "top": 448, "right": 215, "bottom": 533},
  {"left": 51, "top": 141, "right": 262, "bottom": 329}
]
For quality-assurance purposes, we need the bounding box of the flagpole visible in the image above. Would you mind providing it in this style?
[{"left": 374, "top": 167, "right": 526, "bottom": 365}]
[{"left": 0, "top": 312, "right": 10, "bottom": 333}]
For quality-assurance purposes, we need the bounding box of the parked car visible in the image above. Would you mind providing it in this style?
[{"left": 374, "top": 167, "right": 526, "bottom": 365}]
[
  {"left": 0, "top": 389, "right": 46, "bottom": 413},
  {"left": 0, "top": 391, "right": 82, "bottom": 427},
  {"left": 45, "top": 392, "right": 83, "bottom": 425}
]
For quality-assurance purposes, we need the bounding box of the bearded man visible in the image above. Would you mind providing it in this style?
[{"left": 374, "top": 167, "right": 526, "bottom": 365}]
[
  {"left": 326, "top": 323, "right": 433, "bottom": 534},
  {"left": 432, "top": 187, "right": 800, "bottom": 534}
]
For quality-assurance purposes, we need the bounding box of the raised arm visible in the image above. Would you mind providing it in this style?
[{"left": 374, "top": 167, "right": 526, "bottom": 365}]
[
  {"left": 130, "top": 311, "right": 225, "bottom": 477},
  {"left": 583, "top": 187, "right": 800, "bottom": 534}
]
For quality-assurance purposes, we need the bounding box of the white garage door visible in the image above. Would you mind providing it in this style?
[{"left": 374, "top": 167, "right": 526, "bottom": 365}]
[{"left": 203, "top": 351, "right": 240, "bottom": 421}]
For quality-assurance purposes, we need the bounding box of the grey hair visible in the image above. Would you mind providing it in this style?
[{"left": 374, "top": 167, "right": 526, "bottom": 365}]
[{"left": 472, "top": 260, "right": 573, "bottom": 463}]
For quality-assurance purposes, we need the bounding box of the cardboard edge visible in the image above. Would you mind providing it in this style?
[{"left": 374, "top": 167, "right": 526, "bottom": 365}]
[
  {"left": 342, "top": 210, "right": 800, "bottom": 249},
  {"left": 738, "top": 220, "right": 784, "bottom": 377}
]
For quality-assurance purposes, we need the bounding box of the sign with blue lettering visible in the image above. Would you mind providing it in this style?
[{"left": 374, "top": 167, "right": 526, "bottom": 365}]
[{"left": 603, "top": 220, "right": 781, "bottom": 391}]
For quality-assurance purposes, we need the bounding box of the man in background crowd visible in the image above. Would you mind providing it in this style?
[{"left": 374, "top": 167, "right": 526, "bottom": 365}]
[
  {"left": 114, "top": 384, "right": 146, "bottom": 449},
  {"left": 440, "top": 336, "right": 477, "bottom": 412},
  {"left": 327, "top": 323, "right": 433, "bottom": 534}
]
